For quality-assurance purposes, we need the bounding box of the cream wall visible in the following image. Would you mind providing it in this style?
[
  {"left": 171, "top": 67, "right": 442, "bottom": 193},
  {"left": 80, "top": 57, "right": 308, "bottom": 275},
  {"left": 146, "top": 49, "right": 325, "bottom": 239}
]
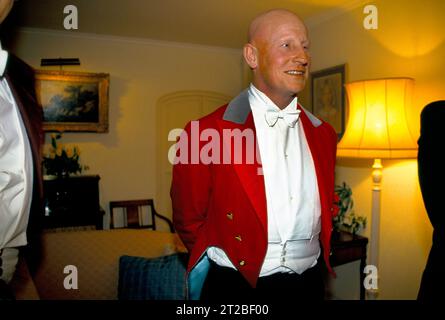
[
  {"left": 301, "top": 0, "right": 444, "bottom": 299},
  {"left": 12, "top": 28, "right": 243, "bottom": 229}
]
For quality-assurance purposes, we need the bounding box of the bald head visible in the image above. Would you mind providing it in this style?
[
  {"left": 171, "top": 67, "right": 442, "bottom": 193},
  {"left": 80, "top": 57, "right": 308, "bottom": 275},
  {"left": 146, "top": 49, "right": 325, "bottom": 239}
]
[
  {"left": 243, "top": 8, "right": 310, "bottom": 109},
  {"left": 248, "top": 9, "right": 306, "bottom": 44}
]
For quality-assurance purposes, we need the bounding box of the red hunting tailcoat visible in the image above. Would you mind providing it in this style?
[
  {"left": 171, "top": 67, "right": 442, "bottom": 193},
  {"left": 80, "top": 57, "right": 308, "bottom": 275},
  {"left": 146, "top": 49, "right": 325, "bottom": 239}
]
[{"left": 171, "top": 89, "right": 338, "bottom": 298}]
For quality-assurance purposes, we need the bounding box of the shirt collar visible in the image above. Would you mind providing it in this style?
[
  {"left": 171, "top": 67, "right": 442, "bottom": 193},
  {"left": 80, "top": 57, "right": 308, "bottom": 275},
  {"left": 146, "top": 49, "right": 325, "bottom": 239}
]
[
  {"left": 249, "top": 83, "right": 298, "bottom": 113},
  {"left": 0, "top": 48, "right": 8, "bottom": 77}
]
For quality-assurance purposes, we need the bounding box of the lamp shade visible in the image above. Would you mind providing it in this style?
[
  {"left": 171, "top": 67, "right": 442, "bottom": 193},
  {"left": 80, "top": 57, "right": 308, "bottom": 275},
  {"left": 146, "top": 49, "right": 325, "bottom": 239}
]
[{"left": 337, "top": 78, "right": 418, "bottom": 159}]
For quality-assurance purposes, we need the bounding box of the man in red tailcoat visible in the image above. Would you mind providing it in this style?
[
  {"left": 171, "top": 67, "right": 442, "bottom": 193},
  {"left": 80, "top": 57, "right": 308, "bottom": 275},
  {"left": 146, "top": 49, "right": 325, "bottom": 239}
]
[{"left": 171, "top": 8, "right": 338, "bottom": 301}]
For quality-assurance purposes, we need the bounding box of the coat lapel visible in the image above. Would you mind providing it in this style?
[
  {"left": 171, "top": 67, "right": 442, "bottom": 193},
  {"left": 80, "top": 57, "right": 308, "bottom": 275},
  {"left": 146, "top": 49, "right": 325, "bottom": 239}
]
[
  {"left": 299, "top": 105, "right": 324, "bottom": 190},
  {"left": 216, "top": 90, "right": 267, "bottom": 234},
  {"left": 5, "top": 55, "right": 43, "bottom": 177},
  {"left": 299, "top": 105, "right": 327, "bottom": 207},
  {"left": 4, "top": 54, "right": 44, "bottom": 204}
]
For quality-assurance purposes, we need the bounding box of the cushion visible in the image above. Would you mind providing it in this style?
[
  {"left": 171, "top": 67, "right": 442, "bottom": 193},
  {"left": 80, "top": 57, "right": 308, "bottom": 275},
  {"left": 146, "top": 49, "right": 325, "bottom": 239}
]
[{"left": 118, "top": 253, "right": 188, "bottom": 300}]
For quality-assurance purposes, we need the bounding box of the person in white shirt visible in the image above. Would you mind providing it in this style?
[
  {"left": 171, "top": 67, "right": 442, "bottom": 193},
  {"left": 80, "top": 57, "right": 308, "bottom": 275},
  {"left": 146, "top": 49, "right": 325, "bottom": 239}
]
[
  {"left": 171, "top": 9, "right": 338, "bottom": 301},
  {"left": 0, "top": 0, "right": 44, "bottom": 299}
]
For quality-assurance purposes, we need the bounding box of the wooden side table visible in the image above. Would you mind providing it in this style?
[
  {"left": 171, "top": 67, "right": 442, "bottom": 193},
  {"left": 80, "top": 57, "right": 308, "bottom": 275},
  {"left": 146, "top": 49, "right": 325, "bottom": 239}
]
[
  {"left": 43, "top": 175, "right": 103, "bottom": 230},
  {"left": 330, "top": 231, "right": 369, "bottom": 300}
]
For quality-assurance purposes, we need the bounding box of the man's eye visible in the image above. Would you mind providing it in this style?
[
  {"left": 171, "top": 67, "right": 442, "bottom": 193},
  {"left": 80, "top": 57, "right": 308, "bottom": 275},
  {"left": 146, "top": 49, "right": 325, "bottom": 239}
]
[{"left": 281, "top": 43, "right": 289, "bottom": 48}]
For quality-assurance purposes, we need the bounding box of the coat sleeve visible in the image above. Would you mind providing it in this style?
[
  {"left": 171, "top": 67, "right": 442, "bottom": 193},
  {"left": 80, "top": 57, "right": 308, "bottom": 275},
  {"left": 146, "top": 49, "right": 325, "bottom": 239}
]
[
  {"left": 418, "top": 103, "right": 444, "bottom": 229},
  {"left": 170, "top": 121, "right": 212, "bottom": 252}
]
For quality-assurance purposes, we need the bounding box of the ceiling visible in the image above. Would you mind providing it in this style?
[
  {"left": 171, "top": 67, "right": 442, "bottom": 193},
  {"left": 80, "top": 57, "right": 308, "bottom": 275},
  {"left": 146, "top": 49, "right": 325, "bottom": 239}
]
[{"left": 9, "top": 0, "right": 366, "bottom": 48}]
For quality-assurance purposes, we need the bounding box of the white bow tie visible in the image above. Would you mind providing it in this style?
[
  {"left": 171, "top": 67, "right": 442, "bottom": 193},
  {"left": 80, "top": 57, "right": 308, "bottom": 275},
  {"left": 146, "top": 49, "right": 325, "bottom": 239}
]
[{"left": 265, "top": 109, "right": 301, "bottom": 127}]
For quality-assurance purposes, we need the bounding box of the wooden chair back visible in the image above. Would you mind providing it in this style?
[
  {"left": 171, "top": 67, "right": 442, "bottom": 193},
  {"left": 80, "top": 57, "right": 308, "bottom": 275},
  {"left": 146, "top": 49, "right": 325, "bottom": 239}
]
[{"left": 109, "top": 199, "right": 174, "bottom": 232}]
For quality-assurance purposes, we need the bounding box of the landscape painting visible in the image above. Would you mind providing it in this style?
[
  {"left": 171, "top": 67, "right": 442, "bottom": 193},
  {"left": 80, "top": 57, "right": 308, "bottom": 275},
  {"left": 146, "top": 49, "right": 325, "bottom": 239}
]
[{"left": 35, "top": 70, "right": 109, "bottom": 132}]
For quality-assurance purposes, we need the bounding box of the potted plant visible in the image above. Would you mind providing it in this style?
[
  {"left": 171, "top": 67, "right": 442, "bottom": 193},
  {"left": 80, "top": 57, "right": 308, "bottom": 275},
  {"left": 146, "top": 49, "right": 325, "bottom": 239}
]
[
  {"left": 42, "top": 133, "right": 88, "bottom": 179},
  {"left": 333, "top": 182, "right": 367, "bottom": 235}
]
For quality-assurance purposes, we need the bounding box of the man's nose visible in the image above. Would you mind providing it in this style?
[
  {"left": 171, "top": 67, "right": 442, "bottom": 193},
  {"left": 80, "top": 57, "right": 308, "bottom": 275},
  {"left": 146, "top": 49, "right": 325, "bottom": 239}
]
[{"left": 291, "top": 47, "right": 309, "bottom": 66}]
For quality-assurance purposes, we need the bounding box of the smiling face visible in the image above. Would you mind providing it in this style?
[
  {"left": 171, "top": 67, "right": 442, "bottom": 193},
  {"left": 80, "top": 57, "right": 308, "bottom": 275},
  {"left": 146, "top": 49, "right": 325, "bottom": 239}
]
[{"left": 244, "top": 10, "right": 310, "bottom": 108}]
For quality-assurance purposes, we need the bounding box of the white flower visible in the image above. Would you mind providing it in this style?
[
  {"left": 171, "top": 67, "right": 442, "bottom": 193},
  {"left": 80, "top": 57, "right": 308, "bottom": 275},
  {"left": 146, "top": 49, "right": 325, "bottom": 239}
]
[{"left": 343, "top": 214, "right": 352, "bottom": 226}]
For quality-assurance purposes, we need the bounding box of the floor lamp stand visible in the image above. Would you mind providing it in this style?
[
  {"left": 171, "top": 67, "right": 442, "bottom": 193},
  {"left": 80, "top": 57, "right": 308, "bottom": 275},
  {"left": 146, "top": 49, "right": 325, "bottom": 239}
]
[{"left": 366, "top": 158, "right": 382, "bottom": 300}]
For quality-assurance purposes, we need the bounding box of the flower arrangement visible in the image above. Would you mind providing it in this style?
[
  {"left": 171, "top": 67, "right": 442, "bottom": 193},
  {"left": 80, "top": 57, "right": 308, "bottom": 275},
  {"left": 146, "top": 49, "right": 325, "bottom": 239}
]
[
  {"left": 42, "top": 133, "right": 88, "bottom": 178},
  {"left": 333, "top": 182, "right": 367, "bottom": 235}
]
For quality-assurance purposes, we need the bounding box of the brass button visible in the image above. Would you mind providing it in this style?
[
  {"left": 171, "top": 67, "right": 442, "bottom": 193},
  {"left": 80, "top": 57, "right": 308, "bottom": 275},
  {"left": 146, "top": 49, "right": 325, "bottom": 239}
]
[
  {"left": 235, "top": 235, "right": 242, "bottom": 242},
  {"left": 239, "top": 260, "right": 246, "bottom": 266},
  {"left": 226, "top": 212, "right": 233, "bottom": 220}
]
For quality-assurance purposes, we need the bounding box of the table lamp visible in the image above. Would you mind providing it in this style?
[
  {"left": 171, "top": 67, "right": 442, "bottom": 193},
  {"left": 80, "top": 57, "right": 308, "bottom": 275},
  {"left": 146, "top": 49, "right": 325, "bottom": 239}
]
[{"left": 337, "top": 77, "right": 418, "bottom": 298}]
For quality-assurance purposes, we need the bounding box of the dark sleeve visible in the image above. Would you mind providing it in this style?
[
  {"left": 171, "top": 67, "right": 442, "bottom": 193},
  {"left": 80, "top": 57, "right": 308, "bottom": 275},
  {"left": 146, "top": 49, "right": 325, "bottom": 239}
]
[{"left": 418, "top": 101, "right": 445, "bottom": 230}]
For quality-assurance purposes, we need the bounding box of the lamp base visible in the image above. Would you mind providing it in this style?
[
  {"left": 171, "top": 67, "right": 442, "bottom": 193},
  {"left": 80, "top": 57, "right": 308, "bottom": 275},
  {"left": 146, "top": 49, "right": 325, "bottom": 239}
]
[{"left": 366, "top": 288, "right": 379, "bottom": 300}]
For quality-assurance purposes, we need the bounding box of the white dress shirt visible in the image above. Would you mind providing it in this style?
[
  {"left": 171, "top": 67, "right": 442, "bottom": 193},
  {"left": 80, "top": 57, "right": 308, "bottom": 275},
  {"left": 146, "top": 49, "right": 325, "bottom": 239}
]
[
  {"left": 207, "top": 84, "right": 321, "bottom": 276},
  {"left": 0, "top": 47, "right": 34, "bottom": 253}
]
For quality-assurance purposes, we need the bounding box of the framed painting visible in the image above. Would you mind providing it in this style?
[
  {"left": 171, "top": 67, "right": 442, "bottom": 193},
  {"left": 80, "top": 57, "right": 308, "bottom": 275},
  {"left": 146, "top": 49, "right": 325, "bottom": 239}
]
[
  {"left": 311, "top": 64, "right": 346, "bottom": 139},
  {"left": 35, "top": 70, "right": 110, "bottom": 132}
]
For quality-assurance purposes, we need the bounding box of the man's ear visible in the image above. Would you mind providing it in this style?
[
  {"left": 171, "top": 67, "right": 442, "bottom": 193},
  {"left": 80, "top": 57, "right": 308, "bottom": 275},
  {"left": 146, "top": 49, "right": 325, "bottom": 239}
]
[
  {"left": 0, "top": 0, "right": 14, "bottom": 24},
  {"left": 243, "top": 43, "right": 258, "bottom": 69}
]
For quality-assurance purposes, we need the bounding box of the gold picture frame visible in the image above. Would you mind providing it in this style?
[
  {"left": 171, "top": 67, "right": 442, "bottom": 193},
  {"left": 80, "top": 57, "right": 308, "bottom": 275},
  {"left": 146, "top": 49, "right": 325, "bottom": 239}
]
[
  {"left": 35, "top": 70, "right": 110, "bottom": 132},
  {"left": 311, "top": 64, "right": 346, "bottom": 139}
]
